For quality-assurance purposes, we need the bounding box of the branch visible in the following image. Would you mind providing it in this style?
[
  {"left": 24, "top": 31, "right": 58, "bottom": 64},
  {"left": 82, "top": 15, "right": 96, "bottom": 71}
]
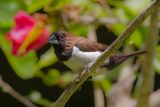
[
  {"left": 53, "top": 0, "right": 160, "bottom": 107},
  {"left": 136, "top": 5, "right": 159, "bottom": 107},
  {"left": 0, "top": 75, "right": 37, "bottom": 107}
]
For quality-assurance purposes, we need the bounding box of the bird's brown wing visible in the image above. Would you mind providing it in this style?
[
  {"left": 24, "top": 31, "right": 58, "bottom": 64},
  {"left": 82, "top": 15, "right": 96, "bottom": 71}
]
[
  {"left": 63, "top": 31, "right": 107, "bottom": 52},
  {"left": 74, "top": 37, "right": 107, "bottom": 52}
]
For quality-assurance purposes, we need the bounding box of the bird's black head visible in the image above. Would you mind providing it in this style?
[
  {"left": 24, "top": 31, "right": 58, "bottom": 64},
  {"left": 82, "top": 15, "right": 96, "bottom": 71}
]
[
  {"left": 48, "top": 31, "right": 71, "bottom": 61},
  {"left": 48, "top": 31, "right": 65, "bottom": 46}
]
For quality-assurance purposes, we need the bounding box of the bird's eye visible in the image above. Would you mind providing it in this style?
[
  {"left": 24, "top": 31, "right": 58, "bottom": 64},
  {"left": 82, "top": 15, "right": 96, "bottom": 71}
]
[{"left": 59, "top": 35, "right": 64, "bottom": 40}]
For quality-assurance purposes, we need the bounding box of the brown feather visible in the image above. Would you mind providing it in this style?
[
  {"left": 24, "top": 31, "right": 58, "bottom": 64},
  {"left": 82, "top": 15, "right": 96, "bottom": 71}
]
[{"left": 62, "top": 31, "right": 107, "bottom": 52}]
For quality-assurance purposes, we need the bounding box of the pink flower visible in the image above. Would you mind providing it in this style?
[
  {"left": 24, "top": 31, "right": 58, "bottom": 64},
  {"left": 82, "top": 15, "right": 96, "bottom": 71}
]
[{"left": 7, "top": 11, "right": 49, "bottom": 56}]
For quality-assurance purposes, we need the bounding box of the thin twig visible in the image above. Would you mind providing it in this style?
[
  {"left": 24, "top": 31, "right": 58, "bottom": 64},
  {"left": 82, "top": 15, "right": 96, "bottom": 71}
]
[
  {"left": 53, "top": 0, "right": 160, "bottom": 107},
  {"left": 136, "top": 5, "right": 159, "bottom": 107},
  {"left": 0, "top": 75, "right": 37, "bottom": 107}
]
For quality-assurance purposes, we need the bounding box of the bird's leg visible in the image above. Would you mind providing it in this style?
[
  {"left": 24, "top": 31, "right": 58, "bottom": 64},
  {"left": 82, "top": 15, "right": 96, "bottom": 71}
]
[{"left": 85, "top": 62, "right": 97, "bottom": 76}]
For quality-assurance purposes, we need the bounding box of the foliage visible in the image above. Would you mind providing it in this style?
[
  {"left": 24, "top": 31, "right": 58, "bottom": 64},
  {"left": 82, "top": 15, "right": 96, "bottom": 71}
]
[{"left": 0, "top": 0, "right": 159, "bottom": 107}]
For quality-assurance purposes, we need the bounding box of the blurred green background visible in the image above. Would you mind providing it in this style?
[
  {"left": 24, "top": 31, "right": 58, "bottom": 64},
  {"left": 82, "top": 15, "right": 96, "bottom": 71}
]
[{"left": 0, "top": 0, "right": 160, "bottom": 107}]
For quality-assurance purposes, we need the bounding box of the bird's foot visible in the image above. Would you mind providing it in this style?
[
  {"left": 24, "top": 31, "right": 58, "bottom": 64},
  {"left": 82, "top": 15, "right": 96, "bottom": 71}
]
[{"left": 86, "top": 62, "right": 97, "bottom": 76}]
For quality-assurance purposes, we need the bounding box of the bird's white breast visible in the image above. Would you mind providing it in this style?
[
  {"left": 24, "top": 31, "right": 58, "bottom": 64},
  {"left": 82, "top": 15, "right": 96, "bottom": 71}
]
[{"left": 64, "top": 46, "right": 101, "bottom": 72}]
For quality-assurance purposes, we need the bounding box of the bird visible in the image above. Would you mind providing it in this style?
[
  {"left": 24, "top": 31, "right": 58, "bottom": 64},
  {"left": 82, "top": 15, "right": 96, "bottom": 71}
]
[{"left": 48, "top": 31, "right": 145, "bottom": 73}]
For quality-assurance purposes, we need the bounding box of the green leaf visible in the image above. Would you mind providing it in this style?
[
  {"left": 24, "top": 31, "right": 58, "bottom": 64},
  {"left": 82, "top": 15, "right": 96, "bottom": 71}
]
[
  {"left": 0, "top": 33, "right": 38, "bottom": 79},
  {"left": 29, "top": 91, "right": 52, "bottom": 107},
  {"left": 43, "top": 69, "right": 60, "bottom": 86},
  {"left": 111, "top": 24, "right": 126, "bottom": 35},
  {"left": 111, "top": 24, "right": 143, "bottom": 48},
  {"left": 68, "top": 23, "right": 88, "bottom": 37},
  {"left": 37, "top": 48, "right": 57, "bottom": 69},
  {"left": 124, "top": 0, "right": 150, "bottom": 16},
  {"left": 26, "top": 0, "right": 52, "bottom": 13},
  {"left": 108, "top": 0, "right": 150, "bottom": 20},
  {"left": 50, "top": 0, "right": 72, "bottom": 10},
  {"left": 126, "top": 30, "right": 143, "bottom": 47},
  {"left": 0, "top": 0, "right": 26, "bottom": 22},
  {"left": 93, "top": 75, "right": 112, "bottom": 92}
]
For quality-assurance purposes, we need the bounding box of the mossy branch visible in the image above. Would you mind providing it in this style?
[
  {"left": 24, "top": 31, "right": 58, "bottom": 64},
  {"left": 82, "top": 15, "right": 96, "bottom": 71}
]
[
  {"left": 53, "top": 0, "right": 160, "bottom": 107},
  {"left": 136, "top": 5, "right": 159, "bottom": 107}
]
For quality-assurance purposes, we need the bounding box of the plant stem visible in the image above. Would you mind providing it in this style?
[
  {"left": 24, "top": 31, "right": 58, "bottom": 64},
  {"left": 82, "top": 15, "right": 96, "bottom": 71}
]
[
  {"left": 136, "top": 5, "right": 159, "bottom": 107},
  {"left": 53, "top": 0, "right": 160, "bottom": 107},
  {"left": 0, "top": 75, "right": 37, "bottom": 107}
]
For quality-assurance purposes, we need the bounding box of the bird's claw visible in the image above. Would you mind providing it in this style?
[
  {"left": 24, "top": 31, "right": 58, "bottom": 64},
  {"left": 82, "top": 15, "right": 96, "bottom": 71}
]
[{"left": 86, "top": 62, "right": 96, "bottom": 76}]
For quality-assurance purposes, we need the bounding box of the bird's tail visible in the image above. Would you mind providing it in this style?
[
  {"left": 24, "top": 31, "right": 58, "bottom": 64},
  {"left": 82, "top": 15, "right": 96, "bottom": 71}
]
[{"left": 102, "top": 50, "right": 146, "bottom": 70}]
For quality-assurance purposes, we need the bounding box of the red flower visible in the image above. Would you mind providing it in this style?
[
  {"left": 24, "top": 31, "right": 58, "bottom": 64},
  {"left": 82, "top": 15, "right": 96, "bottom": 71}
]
[{"left": 7, "top": 11, "right": 49, "bottom": 56}]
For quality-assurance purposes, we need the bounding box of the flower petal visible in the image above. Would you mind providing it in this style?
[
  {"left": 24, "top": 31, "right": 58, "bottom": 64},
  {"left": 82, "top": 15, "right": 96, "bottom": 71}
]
[
  {"left": 7, "top": 11, "right": 49, "bottom": 56},
  {"left": 14, "top": 11, "right": 35, "bottom": 29}
]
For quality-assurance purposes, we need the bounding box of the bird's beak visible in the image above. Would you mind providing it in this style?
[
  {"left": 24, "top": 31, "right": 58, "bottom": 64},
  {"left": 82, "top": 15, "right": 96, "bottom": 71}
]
[{"left": 48, "top": 35, "right": 58, "bottom": 44}]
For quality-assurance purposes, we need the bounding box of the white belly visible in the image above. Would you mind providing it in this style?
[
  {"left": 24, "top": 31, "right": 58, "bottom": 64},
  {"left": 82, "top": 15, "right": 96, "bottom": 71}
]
[{"left": 64, "top": 46, "right": 101, "bottom": 72}]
